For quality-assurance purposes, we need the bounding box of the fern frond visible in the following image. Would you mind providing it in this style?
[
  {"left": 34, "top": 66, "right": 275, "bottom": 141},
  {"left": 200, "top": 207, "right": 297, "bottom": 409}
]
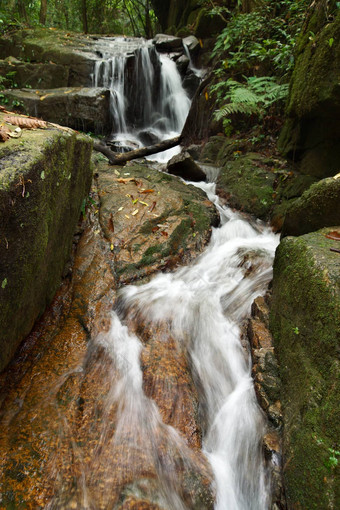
[{"left": 215, "top": 102, "right": 260, "bottom": 120}]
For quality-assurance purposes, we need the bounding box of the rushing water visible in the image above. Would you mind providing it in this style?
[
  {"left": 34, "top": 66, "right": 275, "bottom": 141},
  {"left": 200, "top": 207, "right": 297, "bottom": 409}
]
[
  {"left": 92, "top": 37, "right": 191, "bottom": 161},
  {"left": 87, "top": 38, "right": 279, "bottom": 508},
  {"left": 100, "top": 178, "right": 279, "bottom": 509},
  {"left": 1, "top": 38, "right": 280, "bottom": 509}
]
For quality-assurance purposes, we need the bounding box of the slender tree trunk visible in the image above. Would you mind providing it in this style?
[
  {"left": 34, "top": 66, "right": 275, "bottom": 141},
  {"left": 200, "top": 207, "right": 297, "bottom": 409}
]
[
  {"left": 82, "top": 0, "right": 88, "bottom": 33},
  {"left": 39, "top": 0, "right": 47, "bottom": 24},
  {"left": 17, "top": 0, "right": 29, "bottom": 23}
]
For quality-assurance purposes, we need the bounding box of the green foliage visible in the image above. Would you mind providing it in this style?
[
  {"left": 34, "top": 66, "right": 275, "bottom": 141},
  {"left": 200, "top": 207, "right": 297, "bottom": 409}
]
[
  {"left": 212, "top": 0, "right": 310, "bottom": 76},
  {"left": 213, "top": 76, "right": 289, "bottom": 122},
  {"left": 1, "top": 0, "right": 158, "bottom": 36}
]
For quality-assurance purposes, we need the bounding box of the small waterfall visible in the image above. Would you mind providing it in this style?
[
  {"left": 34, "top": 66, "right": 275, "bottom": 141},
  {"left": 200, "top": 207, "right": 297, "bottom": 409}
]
[
  {"left": 116, "top": 192, "right": 278, "bottom": 509},
  {"left": 92, "top": 38, "right": 191, "bottom": 155}
]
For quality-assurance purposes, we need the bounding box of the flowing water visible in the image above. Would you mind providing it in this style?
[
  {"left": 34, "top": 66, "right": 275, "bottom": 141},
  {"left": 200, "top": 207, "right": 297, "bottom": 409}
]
[
  {"left": 1, "top": 38, "right": 280, "bottom": 509},
  {"left": 92, "top": 37, "right": 191, "bottom": 161}
]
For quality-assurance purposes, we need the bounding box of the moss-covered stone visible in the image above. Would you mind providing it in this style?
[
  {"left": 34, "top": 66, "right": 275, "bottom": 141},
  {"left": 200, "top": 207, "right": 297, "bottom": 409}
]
[
  {"left": 1, "top": 87, "right": 111, "bottom": 134},
  {"left": 0, "top": 115, "right": 93, "bottom": 371},
  {"left": 216, "top": 153, "right": 277, "bottom": 220},
  {"left": 278, "top": 5, "right": 340, "bottom": 178},
  {"left": 281, "top": 176, "right": 340, "bottom": 237},
  {"left": 94, "top": 159, "right": 218, "bottom": 284},
  {"left": 270, "top": 227, "right": 340, "bottom": 509},
  {"left": 0, "top": 59, "right": 69, "bottom": 89}
]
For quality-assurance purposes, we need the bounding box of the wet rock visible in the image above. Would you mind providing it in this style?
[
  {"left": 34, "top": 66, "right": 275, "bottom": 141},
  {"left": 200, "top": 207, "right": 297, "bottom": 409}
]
[
  {"left": 182, "top": 69, "right": 201, "bottom": 98},
  {"left": 181, "top": 75, "right": 223, "bottom": 146},
  {"left": 0, "top": 59, "right": 69, "bottom": 89},
  {"left": 278, "top": 5, "right": 340, "bottom": 178},
  {"left": 270, "top": 227, "right": 340, "bottom": 509},
  {"left": 94, "top": 159, "right": 217, "bottom": 284},
  {"left": 176, "top": 54, "right": 190, "bottom": 76},
  {"left": 281, "top": 176, "right": 340, "bottom": 238},
  {"left": 153, "top": 34, "right": 183, "bottom": 52},
  {"left": 167, "top": 151, "right": 206, "bottom": 182},
  {"left": 248, "top": 295, "right": 285, "bottom": 509},
  {"left": 1, "top": 87, "right": 111, "bottom": 134},
  {"left": 183, "top": 35, "right": 200, "bottom": 56},
  {"left": 0, "top": 28, "right": 97, "bottom": 87},
  {"left": 0, "top": 114, "right": 92, "bottom": 371},
  {"left": 216, "top": 153, "right": 277, "bottom": 220}
]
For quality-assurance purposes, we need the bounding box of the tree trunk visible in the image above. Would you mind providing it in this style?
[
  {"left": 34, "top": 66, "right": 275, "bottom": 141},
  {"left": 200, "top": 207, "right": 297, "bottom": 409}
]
[
  {"left": 82, "top": 0, "right": 88, "bottom": 34},
  {"left": 17, "top": 0, "right": 29, "bottom": 23},
  {"left": 39, "top": 0, "right": 47, "bottom": 24},
  {"left": 93, "top": 136, "right": 182, "bottom": 166}
]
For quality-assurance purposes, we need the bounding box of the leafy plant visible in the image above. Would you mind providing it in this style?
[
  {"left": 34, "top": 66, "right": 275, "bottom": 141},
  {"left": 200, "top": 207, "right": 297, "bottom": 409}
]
[{"left": 213, "top": 76, "right": 289, "bottom": 122}]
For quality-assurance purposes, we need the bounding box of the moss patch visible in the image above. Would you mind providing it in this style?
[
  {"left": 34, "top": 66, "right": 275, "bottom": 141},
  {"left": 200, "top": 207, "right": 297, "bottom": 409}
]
[
  {"left": 270, "top": 227, "right": 340, "bottom": 509},
  {"left": 0, "top": 117, "right": 93, "bottom": 371}
]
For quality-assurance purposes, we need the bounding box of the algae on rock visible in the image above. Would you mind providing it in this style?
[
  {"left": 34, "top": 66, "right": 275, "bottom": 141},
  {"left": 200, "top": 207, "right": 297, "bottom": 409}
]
[
  {"left": 270, "top": 227, "right": 340, "bottom": 510},
  {"left": 0, "top": 119, "right": 93, "bottom": 371}
]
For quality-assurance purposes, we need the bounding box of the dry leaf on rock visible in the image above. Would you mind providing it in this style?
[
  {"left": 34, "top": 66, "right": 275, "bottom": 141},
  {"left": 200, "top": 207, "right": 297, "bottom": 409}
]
[
  {"left": 4, "top": 115, "right": 47, "bottom": 129},
  {"left": 0, "top": 125, "right": 11, "bottom": 142}
]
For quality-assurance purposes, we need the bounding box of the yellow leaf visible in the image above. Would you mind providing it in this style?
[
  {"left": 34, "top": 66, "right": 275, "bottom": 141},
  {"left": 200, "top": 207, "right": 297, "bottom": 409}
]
[
  {"left": 125, "top": 214, "right": 130, "bottom": 219},
  {"left": 132, "top": 198, "right": 138, "bottom": 204},
  {"left": 205, "top": 91, "right": 209, "bottom": 101},
  {"left": 118, "top": 206, "right": 124, "bottom": 211},
  {"left": 110, "top": 244, "right": 114, "bottom": 251},
  {"left": 131, "top": 209, "right": 139, "bottom": 216},
  {"left": 199, "top": 38, "right": 203, "bottom": 48},
  {"left": 139, "top": 201, "right": 149, "bottom": 206}
]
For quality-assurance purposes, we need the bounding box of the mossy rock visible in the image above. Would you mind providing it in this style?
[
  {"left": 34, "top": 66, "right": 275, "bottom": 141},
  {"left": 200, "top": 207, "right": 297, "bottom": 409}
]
[
  {"left": 0, "top": 59, "right": 69, "bottom": 89},
  {"left": 216, "top": 153, "right": 277, "bottom": 220},
  {"left": 281, "top": 176, "right": 340, "bottom": 237},
  {"left": 94, "top": 159, "right": 219, "bottom": 284},
  {"left": 278, "top": 7, "right": 340, "bottom": 178},
  {"left": 1, "top": 87, "right": 111, "bottom": 135},
  {"left": 270, "top": 227, "right": 340, "bottom": 509},
  {"left": 0, "top": 115, "right": 93, "bottom": 371},
  {"left": 0, "top": 28, "right": 99, "bottom": 87}
]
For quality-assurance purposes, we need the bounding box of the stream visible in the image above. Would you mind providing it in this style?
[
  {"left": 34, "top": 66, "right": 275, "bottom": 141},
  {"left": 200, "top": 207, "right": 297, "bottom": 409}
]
[{"left": 0, "top": 38, "right": 279, "bottom": 509}]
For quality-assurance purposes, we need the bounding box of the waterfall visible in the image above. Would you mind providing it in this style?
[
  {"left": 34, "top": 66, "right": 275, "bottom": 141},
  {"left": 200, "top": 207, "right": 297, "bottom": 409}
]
[
  {"left": 92, "top": 38, "right": 191, "bottom": 157},
  {"left": 114, "top": 184, "right": 279, "bottom": 509}
]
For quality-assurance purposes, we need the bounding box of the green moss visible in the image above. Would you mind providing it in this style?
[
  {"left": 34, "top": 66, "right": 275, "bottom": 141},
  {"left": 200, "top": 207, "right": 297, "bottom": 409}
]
[
  {"left": 270, "top": 228, "right": 340, "bottom": 508},
  {"left": 0, "top": 123, "right": 93, "bottom": 371},
  {"left": 217, "top": 154, "right": 276, "bottom": 220}
]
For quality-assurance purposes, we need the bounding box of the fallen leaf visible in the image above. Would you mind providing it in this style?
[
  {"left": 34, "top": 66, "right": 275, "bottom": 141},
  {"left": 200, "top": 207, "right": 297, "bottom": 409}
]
[
  {"left": 108, "top": 213, "right": 114, "bottom": 233},
  {"left": 132, "top": 198, "right": 138, "bottom": 204},
  {"left": 141, "top": 189, "right": 155, "bottom": 194},
  {"left": 131, "top": 209, "right": 139, "bottom": 216},
  {"left": 139, "top": 201, "right": 149, "bottom": 206},
  {"left": 149, "top": 201, "right": 156, "bottom": 212},
  {"left": 118, "top": 206, "right": 124, "bottom": 212},
  {"left": 4, "top": 115, "right": 47, "bottom": 129},
  {"left": 125, "top": 214, "right": 130, "bottom": 219},
  {"left": 161, "top": 231, "right": 168, "bottom": 237},
  {"left": 325, "top": 231, "right": 340, "bottom": 241},
  {"left": 152, "top": 226, "right": 160, "bottom": 233},
  {"left": 0, "top": 126, "right": 10, "bottom": 142}
]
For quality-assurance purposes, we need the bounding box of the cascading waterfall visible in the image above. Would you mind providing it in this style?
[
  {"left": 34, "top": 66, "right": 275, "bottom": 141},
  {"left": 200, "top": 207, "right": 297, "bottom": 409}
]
[
  {"left": 92, "top": 37, "right": 191, "bottom": 158},
  {"left": 112, "top": 182, "right": 279, "bottom": 509}
]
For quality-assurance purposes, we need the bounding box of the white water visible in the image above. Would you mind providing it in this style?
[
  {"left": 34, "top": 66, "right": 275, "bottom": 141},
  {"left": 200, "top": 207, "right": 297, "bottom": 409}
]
[
  {"left": 88, "top": 177, "right": 279, "bottom": 508},
  {"left": 89, "top": 37, "right": 279, "bottom": 508},
  {"left": 92, "top": 38, "right": 191, "bottom": 161}
]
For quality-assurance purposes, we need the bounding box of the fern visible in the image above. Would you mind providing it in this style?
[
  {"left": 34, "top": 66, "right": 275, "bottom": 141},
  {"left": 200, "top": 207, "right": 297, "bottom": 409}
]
[{"left": 213, "top": 76, "right": 288, "bottom": 122}]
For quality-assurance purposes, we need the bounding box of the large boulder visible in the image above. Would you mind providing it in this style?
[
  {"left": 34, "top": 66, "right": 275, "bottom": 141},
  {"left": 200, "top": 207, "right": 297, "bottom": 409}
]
[
  {"left": 278, "top": 4, "right": 340, "bottom": 178},
  {"left": 281, "top": 175, "right": 340, "bottom": 237},
  {"left": 0, "top": 59, "right": 69, "bottom": 89},
  {"left": 270, "top": 228, "right": 340, "bottom": 509},
  {"left": 1, "top": 87, "right": 111, "bottom": 134},
  {"left": 95, "top": 159, "right": 218, "bottom": 284},
  {"left": 216, "top": 153, "right": 277, "bottom": 220},
  {"left": 0, "top": 113, "right": 93, "bottom": 371},
  {"left": 167, "top": 151, "right": 206, "bottom": 181}
]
